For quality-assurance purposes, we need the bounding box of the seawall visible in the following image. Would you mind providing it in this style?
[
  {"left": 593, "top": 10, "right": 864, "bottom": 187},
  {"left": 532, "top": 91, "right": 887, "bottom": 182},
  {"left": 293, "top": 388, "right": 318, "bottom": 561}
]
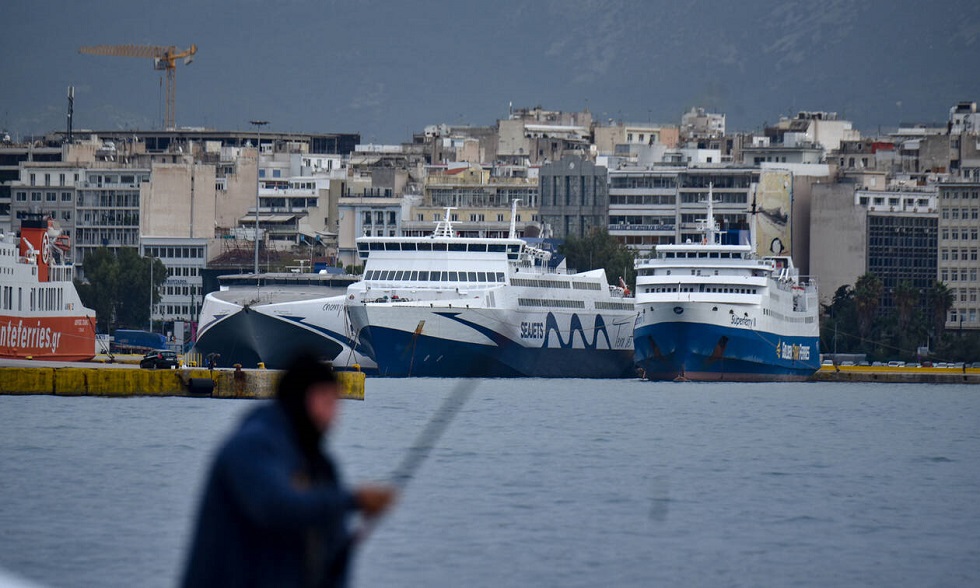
[
  {"left": 0, "top": 366, "right": 365, "bottom": 400},
  {"left": 812, "top": 365, "right": 980, "bottom": 384}
]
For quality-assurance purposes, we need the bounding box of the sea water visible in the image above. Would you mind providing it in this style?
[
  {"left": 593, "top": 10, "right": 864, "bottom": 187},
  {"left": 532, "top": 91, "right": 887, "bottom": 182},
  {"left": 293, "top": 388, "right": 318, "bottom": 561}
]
[{"left": 0, "top": 380, "right": 977, "bottom": 587}]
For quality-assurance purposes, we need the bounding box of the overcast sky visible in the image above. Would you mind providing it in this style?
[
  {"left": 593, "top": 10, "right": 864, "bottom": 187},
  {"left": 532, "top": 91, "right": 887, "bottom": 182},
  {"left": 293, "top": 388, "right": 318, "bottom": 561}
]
[{"left": 2, "top": 0, "right": 978, "bottom": 143}]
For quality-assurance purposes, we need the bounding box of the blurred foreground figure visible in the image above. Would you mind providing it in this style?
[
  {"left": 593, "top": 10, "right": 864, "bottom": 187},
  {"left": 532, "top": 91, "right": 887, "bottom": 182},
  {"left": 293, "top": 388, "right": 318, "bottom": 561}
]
[{"left": 182, "top": 353, "right": 396, "bottom": 588}]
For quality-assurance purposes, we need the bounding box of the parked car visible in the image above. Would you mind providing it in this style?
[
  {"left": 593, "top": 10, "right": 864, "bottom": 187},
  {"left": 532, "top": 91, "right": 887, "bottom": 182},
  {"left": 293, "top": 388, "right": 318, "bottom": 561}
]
[{"left": 140, "top": 350, "right": 179, "bottom": 369}]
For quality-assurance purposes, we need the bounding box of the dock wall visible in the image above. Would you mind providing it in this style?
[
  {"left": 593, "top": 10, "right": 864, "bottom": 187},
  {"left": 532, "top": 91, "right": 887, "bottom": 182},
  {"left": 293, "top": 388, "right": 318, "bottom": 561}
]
[{"left": 0, "top": 366, "right": 365, "bottom": 400}]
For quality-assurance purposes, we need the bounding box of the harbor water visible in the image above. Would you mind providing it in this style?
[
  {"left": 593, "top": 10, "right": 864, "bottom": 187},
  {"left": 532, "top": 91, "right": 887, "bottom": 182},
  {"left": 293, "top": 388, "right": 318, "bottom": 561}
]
[{"left": 0, "top": 380, "right": 978, "bottom": 587}]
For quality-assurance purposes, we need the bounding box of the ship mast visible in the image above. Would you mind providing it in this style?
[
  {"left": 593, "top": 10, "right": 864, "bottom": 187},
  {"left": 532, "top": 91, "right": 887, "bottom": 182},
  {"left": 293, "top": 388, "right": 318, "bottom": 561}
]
[{"left": 508, "top": 199, "right": 521, "bottom": 239}]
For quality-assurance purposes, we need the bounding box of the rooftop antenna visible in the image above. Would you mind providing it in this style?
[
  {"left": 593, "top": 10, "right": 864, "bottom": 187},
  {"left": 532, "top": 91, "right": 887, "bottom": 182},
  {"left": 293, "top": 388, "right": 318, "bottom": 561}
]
[{"left": 66, "top": 86, "right": 74, "bottom": 144}]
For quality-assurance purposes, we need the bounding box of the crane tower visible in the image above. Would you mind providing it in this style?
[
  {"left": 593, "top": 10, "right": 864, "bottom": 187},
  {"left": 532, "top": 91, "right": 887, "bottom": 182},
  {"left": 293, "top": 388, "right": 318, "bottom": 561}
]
[{"left": 79, "top": 44, "right": 197, "bottom": 130}]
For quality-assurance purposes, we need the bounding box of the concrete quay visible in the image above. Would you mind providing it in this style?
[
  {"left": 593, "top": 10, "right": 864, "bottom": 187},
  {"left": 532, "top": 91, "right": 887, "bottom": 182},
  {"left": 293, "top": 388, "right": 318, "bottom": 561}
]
[
  {"left": 812, "top": 365, "right": 980, "bottom": 384},
  {"left": 0, "top": 361, "right": 365, "bottom": 400}
]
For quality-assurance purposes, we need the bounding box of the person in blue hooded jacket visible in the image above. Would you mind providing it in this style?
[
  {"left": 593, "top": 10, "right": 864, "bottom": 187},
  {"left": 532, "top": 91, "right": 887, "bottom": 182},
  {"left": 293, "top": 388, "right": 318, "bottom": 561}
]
[{"left": 181, "top": 353, "right": 396, "bottom": 588}]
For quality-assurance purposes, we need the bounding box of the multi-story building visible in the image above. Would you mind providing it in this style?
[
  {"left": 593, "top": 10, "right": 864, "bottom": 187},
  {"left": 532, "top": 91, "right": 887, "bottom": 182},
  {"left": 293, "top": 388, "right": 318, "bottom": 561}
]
[
  {"left": 607, "top": 162, "right": 758, "bottom": 255},
  {"left": 404, "top": 163, "right": 539, "bottom": 237},
  {"left": 538, "top": 156, "right": 608, "bottom": 239},
  {"left": 141, "top": 237, "right": 208, "bottom": 325},
  {"left": 680, "top": 107, "right": 725, "bottom": 140},
  {"left": 810, "top": 183, "right": 938, "bottom": 311},
  {"left": 497, "top": 106, "right": 593, "bottom": 166},
  {"left": 593, "top": 122, "right": 680, "bottom": 155},
  {"left": 75, "top": 166, "right": 151, "bottom": 268},
  {"left": 1, "top": 141, "right": 64, "bottom": 233},
  {"left": 938, "top": 182, "right": 980, "bottom": 331}
]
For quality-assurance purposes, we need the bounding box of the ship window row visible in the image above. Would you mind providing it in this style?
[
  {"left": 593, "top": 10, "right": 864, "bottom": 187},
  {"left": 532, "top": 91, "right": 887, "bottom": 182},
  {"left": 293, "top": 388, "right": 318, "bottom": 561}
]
[
  {"left": 660, "top": 251, "right": 742, "bottom": 259},
  {"left": 1, "top": 286, "right": 14, "bottom": 310},
  {"left": 360, "top": 241, "right": 511, "bottom": 254},
  {"left": 571, "top": 281, "right": 602, "bottom": 291},
  {"left": 518, "top": 298, "right": 586, "bottom": 309},
  {"left": 643, "top": 286, "right": 758, "bottom": 294},
  {"left": 365, "top": 270, "right": 506, "bottom": 283},
  {"left": 511, "top": 278, "right": 570, "bottom": 289},
  {"left": 28, "top": 286, "right": 64, "bottom": 312},
  {"left": 595, "top": 301, "right": 634, "bottom": 310}
]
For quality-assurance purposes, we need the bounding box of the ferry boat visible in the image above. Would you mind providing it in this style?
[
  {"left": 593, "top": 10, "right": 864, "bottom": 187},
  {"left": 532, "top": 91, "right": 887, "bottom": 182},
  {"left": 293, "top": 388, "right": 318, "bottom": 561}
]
[
  {"left": 0, "top": 214, "right": 97, "bottom": 361},
  {"left": 346, "top": 205, "right": 636, "bottom": 378},
  {"left": 193, "top": 272, "right": 375, "bottom": 371},
  {"left": 632, "top": 193, "right": 819, "bottom": 381}
]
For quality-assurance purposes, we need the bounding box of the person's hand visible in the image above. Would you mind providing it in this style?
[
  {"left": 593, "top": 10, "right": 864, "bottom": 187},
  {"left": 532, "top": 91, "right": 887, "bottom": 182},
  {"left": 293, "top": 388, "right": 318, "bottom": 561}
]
[{"left": 355, "top": 484, "right": 397, "bottom": 518}]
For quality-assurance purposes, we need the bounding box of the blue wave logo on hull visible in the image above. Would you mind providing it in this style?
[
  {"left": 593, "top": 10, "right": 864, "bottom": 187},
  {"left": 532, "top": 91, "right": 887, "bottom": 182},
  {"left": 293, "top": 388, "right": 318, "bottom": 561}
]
[
  {"left": 443, "top": 311, "right": 614, "bottom": 350},
  {"left": 542, "top": 313, "right": 612, "bottom": 349}
]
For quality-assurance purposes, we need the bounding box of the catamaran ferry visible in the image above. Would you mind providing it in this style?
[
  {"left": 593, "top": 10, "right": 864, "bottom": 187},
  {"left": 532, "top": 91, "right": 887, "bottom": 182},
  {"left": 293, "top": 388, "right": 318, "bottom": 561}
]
[
  {"left": 346, "top": 206, "right": 636, "bottom": 378},
  {"left": 632, "top": 194, "right": 819, "bottom": 381}
]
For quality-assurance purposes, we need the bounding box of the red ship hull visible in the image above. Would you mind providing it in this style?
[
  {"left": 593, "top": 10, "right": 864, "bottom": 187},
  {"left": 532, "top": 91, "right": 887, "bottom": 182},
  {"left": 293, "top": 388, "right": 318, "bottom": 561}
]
[{"left": 0, "top": 314, "right": 97, "bottom": 362}]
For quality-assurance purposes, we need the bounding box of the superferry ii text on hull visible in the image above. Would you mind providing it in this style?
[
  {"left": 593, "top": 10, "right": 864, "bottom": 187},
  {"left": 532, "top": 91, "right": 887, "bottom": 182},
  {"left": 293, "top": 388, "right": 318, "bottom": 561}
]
[
  {"left": 0, "top": 214, "right": 97, "bottom": 361},
  {"left": 347, "top": 204, "right": 636, "bottom": 378},
  {"left": 632, "top": 191, "right": 819, "bottom": 381}
]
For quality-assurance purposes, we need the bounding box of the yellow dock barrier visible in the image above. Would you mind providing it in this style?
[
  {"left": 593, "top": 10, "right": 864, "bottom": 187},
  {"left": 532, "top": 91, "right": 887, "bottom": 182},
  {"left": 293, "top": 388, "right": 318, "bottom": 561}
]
[{"left": 0, "top": 366, "right": 365, "bottom": 400}]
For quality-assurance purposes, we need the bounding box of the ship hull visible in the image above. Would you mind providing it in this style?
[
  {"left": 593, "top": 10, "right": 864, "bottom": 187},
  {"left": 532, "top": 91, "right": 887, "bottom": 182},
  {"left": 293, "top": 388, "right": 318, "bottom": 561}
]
[
  {"left": 350, "top": 305, "right": 636, "bottom": 378},
  {"left": 0, "top": 314, "right": 97, "bottom": 362},
  {"left": 194, "top": 293, "right": 374, "bottom": 371},
  {"left": 634, "top": 319, "right": 819, "bottom": 382}
]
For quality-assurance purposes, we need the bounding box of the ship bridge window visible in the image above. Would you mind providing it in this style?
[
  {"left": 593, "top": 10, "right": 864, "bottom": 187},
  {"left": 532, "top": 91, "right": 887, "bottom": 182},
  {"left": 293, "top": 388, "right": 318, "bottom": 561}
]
[
  {"left": 394, "top": 271, "right": 405, "bottom": 280},
  {"left": 449, "top": 271, "right": 459, "bottom": 281},
  {"left": 468, "top": 272, "right": 478, "bottom": 281},
  {"left": 478, "top": 271, "right": 487, "bottom": 282},
  {"left": 418, "top": 271, "right": 429, "bottom": 281},
  {"left": 458, "top": 272, "right": 469, "bottom": 282},
  {"left": 432, "top": 243, "right": 447, "bottom": 251},
  {"left": 710, "top": 252, "right": 719, "bottom": 258},
  {"left": 369, "top": 242, "right": 384, "bottom": 251},
  {"left": 488, "top": 244, "right": 506, "bottom": 253},
  {"left": 468, "top": 244, "right": 487, "bottom": 252},
  {"left": 357, "top": 243, "right": 368, "bottom": 252},
  {"left": 409, "top": 271, "right": 418, "bottom": 280},
  {"left": 384, "top": 242, "right": 400, "bottom": 251},
  {"left": 698, "top": 252, "right": 707, "bottom": 258},
  {"left": 417, "top": 242, "right": 432, "bottom": 251},
  {"left": 449, "top": 243, "right": 466, "bottom": 252},
  {"left": 401, "top": 243, "right": 417, "bottom": 251}
]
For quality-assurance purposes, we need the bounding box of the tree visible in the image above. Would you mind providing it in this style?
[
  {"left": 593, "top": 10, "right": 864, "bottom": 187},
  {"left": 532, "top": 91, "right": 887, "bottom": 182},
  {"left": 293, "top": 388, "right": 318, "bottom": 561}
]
[
  {"left": 894, "top": 280, "right": 918, "bottom": 335},
  {"left": 821, "top": 284, "right": 857, "bottom": 354},
  {"left": 930, "top": 280, "right": 954, "bottom": 344},
  {"left": 853, "top": 273, "right": 883, "bottom": 348},
  {"left": 76, "top": 247, "right": 167, "bottom": 332},
  {"left": 558, "top": 228, "right": 636, "bottom": 291}
]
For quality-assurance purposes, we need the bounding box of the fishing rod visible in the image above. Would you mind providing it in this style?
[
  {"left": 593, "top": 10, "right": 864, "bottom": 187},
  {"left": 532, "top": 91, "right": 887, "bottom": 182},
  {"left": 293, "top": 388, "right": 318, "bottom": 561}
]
[{"left": 357, "top": 377, "right": 478, "bottom": 540}]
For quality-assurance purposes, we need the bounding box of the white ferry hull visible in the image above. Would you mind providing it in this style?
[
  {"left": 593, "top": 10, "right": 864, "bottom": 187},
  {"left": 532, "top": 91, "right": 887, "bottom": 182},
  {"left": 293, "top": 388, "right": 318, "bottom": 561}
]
[
  {"left": 350, "top": 304, "right": 636, "bottom": 378},
  {"left": 194, "top": 292, "right": 375, "bottom": 371}
]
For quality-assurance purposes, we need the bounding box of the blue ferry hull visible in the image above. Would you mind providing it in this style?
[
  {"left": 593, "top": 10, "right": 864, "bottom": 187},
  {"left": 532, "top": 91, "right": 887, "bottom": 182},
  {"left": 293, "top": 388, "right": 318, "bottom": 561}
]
[
  {"left": 634, "top": 321, "right": 819, "bottom": 382},
  {"left": 359, "top": 325, "right": 636, "bottom": 378}
]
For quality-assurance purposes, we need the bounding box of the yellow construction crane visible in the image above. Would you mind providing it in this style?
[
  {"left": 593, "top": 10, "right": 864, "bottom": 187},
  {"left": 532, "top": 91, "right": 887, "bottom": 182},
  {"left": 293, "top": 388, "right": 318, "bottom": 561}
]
[{"left": 79, "top": 44, "right": 198, "bottom": 130}]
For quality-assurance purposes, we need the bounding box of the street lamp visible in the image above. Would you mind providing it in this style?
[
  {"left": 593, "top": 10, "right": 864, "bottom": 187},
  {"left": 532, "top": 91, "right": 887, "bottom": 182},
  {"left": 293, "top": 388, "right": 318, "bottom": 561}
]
[{"left": 250, "top": 120, "right": 268, "bottom": 300}]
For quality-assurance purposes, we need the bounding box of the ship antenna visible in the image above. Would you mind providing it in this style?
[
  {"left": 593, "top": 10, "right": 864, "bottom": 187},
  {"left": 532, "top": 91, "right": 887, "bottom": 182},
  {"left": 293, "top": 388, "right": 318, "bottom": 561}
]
[
  {"left": 704, "top": 183, "right": 718, "bottom": 245},
  {"left": 508, "top": 199, "right": 521, "bottom": 239},
  {"left": 433, "top": 206, "right": 457, "bottom": 238}
]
